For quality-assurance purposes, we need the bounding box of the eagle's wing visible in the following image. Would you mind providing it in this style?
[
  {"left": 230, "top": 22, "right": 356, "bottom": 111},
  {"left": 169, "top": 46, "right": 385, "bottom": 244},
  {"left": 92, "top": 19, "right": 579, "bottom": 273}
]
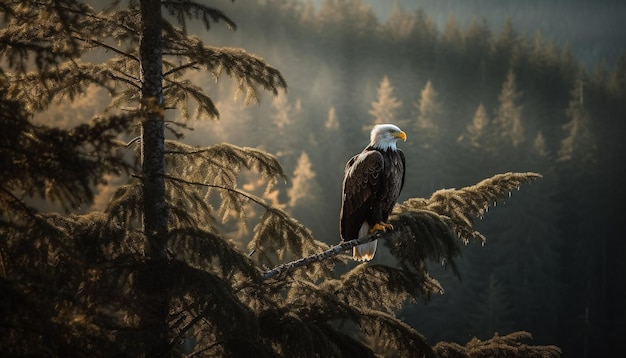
[
  {"left": 340, "top": 150, "right": 384, "bottom": 241},
  {"left": 399, "top": 148, "right": 406, "bottom": 192}
]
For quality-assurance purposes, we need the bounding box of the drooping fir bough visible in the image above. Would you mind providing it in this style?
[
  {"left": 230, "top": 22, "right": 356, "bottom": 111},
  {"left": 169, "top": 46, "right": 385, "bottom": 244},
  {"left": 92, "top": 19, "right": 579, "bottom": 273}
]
[{"left": 263, "top": 172, "right": 543, "bottom": 281}]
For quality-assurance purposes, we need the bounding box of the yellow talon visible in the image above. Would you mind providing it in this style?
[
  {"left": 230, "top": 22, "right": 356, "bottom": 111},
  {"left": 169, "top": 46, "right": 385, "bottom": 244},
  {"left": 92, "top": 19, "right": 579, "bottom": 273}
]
[{"left": 369, "top": 222, "right": 394, "bottom": 234}]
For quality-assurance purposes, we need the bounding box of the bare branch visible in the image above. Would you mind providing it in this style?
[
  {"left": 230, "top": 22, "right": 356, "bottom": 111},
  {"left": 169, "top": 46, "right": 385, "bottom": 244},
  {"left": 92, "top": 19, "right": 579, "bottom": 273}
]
[
  {"left": 72, "top": 35, "right": 140, "bottom": 62},
  {"left": 262, "top": 231, "right": 388, "bottom": 280},
  {"left": 163, "top": 61, "right": 199, "bottom": 77},
  {"left": 160, "top": 174, "right": 270, "bottom": 210},
  {"left": 124, "top": 136, "right": 141, "bottom": 147}
]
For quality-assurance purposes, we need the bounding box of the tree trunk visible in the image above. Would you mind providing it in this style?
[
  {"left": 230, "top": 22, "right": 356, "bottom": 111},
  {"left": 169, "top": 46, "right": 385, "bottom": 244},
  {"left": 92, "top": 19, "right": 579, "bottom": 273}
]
[
  {"left": 140, "top": 0, "right": 168, "bottom": 258},
  {"left": 139, "top": 1, "right": 170, "bottom": 356}
]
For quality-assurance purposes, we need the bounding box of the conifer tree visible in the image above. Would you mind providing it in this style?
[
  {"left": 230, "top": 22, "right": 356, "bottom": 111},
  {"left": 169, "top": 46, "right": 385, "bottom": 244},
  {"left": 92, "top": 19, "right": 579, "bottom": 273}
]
[
  {"left": 1, "top": 0, "right": 286, "bottom": 355},
  {"left": 368, "top": 75, "right": 403, "bottom": 128},
  {"left": 271, "top": 91, "right": 293, "bottom": 129},
  {"left": 325, "top": 106, "right": 340, "bottom": 130},
  {"left": 442, "top": 15, "right": 463, "bottom": 56},
  {"left": 311, "top": 105, "right": 346, "bottom": 241},
  {"left": 385, "top": 1, "right": 416, "bottom": 40},
  {"left": 558, "top": 77, "right": 596, "bottom": 163},
  {"left": 317, "top": 0, "right": 378, "bottom": 40},
  {"left": 555, "top": 74, "right": 608, "bottom": 355},
  {"left": 398, "top": 7, "right": 437, "bottom": 73},
  {"left": 534, "top": 132, "right": 549, "bottom": 157},
  {"left": 492, "top": 70, "right": 525, "bottom": 150},
  {"left": 408, "top": 79, "right": 447, "bottom": 194},
  {"left": 286, "top": 151, "right": 325, "bottom": 238},
  {"left": 464, "top": 18, "right": 492, "bottom": 62},
  {"left": 471, "top": 273, "right": 515, "bottom": 338},
  {"left": 459, "top": 102, "right": 490, "bottom": 149},
  {"left": 491, "top": 17, "right": 519, "bottom": 76},
  {"left": 299, "top": 0, "right": 316, "bottom": 25},
  {"left": 610, "top": 53, "right": 626, "bottom": 97},
  {"left": 287, "top": 151, "right": 318, "bottom": 208},
  {"left": 414, "top": 80, "right": 443, "bottom": 147}
]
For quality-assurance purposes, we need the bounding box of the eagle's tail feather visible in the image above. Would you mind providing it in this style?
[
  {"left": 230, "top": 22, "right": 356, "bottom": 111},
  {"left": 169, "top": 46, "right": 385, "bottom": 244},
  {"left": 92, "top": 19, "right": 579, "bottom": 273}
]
[
  {"left": 353, "top": 222, "right": 377, "bottom": 261},
  {"left": 353, "top": 241, "right": 377, "bottom": 261}
]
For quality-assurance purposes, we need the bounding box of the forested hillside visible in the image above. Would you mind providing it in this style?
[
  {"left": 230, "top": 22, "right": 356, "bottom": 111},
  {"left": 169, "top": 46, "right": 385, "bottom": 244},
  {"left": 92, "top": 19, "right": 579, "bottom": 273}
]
[
  {"left": 2, "top": 0, "right": 624, "bottom": 356},
  {"left": 368, "top": 0, "right": 626, "bottom": 70},
  {"left": 172, "top": 1, "right": 623, "bottom": 356}
]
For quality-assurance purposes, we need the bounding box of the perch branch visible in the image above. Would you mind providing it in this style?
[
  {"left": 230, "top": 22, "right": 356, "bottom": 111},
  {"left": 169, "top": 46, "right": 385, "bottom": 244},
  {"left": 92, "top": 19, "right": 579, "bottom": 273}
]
[{"left": 262, "top": 230, "right": 396, "bottom": 280}]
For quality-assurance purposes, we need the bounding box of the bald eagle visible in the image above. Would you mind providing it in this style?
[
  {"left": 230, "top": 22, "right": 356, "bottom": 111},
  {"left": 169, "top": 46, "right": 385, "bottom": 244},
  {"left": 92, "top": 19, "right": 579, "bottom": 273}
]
[{"left": 340, "top": 123, "right": 406, "bottom": 261}]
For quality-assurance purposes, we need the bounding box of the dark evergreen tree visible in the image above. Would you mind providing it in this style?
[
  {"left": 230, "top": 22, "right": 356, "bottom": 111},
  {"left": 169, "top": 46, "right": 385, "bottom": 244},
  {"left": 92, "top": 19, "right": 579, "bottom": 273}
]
[
  {"left": 491, "top": 17, "right": 519, "bottom": 78},
  {"left": 610, "top": 54, "right": 626, "bottom": 98},
  {"left": 384, "top": 1, "right": 416, "bottom": 41},
  {"left": 463, "top": 18, "right": 492, "bottom": 87},
  {"left": 1, "top": 0, "right": 286, "bottom": 355},
  {"left": 407, "top": 79, "right": 449, "bottom": 196},
  {"left": 554, "top": 74, "right": 609, "bottom": 356}
]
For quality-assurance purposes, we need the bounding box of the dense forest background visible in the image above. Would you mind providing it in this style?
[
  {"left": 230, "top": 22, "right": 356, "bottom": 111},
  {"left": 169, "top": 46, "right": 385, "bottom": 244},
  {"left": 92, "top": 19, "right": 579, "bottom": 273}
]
[
  {"left": 5, "top": 0, "right": 625, "bottom": 356},
  {"left": 175, "top": 0, "right": 625, "bottom": 355}
]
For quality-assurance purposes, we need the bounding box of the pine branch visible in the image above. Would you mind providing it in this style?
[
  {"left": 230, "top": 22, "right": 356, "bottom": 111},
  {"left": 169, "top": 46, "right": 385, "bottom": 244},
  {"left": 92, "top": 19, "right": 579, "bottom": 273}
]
[
  {"left": 433, "top": 331, "right": 562, "bottom": 357},
  {"left": 72, "top": 35, "right": 139, "bottom": 62},
  {"left": 162, "top": 0, "right": 238, "bottom": 32},
  {"left": 164, "top": 33, "right": 288, "bottom": 103},
  {"left": 161, "top": 174, "right": 270, "bottom": 210},
  {"left": 262, "top": 172, "right": 542, "bottom": 280},
  {"left": 163, "top": 61, "right": 199, "bottom": 77}
]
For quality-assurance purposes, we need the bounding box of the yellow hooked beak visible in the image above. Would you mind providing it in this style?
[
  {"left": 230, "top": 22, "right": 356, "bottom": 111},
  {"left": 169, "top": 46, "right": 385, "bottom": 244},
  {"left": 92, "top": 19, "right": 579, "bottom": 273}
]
[{"left": 395, "top": 131, "right": 407, "bottom": 141}]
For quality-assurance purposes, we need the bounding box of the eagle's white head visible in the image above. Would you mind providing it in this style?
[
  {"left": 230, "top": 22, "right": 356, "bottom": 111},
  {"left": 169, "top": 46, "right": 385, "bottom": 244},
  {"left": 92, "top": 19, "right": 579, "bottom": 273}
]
[{"left": 370, "top": 124, "right": 407, "bottom": 151}]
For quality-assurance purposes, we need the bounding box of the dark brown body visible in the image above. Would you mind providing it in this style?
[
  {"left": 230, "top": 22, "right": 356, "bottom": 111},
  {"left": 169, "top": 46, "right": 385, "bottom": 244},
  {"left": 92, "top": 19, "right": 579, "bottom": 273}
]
[{"left": 340, "top": 146, "right": 406, "bottom": 244}]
